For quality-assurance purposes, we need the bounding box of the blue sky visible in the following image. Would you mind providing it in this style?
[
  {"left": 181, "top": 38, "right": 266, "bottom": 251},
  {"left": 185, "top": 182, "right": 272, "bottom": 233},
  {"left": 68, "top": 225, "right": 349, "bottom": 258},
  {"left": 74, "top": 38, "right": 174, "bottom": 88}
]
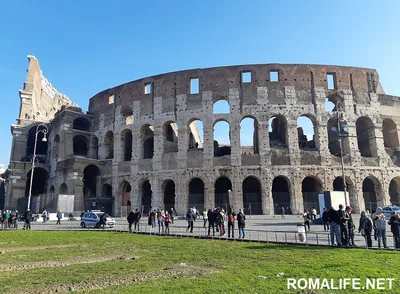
[{"left": 0, "top": 0, "right": 399, "bottom": 165}]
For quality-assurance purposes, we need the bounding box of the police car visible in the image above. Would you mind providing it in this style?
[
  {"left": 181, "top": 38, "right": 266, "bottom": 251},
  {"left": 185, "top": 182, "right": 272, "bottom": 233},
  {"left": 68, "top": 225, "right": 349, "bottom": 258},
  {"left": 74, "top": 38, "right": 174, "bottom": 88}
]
[
  {"left": 80, "top": 211, "right": 115, "bottom": 228},
  {"left": 382, "top": 206, "right": 400, "bottom": 218}
]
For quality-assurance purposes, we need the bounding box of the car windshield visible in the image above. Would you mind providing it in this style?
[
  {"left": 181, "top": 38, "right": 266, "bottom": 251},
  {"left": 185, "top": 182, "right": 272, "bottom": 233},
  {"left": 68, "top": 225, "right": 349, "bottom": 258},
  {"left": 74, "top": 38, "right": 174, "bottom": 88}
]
[
  {"left": 392, "top": 207, "right": 400, "bottom": 212},
  {"left": 95, "top": 212, "right": 110, "bottom": 218}
]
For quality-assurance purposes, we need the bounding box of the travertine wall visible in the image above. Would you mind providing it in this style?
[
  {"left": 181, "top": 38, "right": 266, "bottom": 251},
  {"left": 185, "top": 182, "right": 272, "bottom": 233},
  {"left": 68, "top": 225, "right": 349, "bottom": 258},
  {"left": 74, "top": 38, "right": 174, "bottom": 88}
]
[{"left": 7, "top": 60, "right": 400, "bottom": 215}]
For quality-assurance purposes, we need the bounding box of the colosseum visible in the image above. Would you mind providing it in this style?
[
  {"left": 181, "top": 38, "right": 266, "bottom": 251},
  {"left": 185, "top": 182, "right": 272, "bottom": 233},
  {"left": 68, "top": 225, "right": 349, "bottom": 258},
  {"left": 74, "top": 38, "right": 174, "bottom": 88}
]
[{"left": 5, "top": 55, "right": 400, "bottom": 216}]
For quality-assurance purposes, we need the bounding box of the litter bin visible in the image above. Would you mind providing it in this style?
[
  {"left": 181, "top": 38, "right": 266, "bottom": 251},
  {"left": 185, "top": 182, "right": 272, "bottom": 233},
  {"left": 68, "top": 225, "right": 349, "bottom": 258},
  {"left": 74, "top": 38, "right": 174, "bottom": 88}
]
[{"left": 297, "top": 224, "right": 306, "bottom": 242}]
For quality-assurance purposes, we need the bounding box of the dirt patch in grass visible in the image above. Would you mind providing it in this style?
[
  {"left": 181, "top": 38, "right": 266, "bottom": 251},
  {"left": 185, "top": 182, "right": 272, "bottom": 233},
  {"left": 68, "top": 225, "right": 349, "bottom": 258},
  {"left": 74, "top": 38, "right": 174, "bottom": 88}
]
[
  {"left": 10, "top": 266, "right": 211, "bottom": 294},
  {"left": 0, "top": 244, "right": 88, "bottom": 254},
  {"left": 0, "top": 255, "right": 138, "bottom": 271}
]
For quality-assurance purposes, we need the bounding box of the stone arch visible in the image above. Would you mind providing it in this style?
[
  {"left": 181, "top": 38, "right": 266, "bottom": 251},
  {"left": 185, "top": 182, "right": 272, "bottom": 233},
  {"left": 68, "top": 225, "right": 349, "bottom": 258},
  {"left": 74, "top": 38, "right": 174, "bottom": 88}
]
[
  {"left": 213, "top": 99, "right": 230, "bottom": 114},
  {"left": 242, "top": 176, "right": 262, "bottom": 214},
  {"left": 382, "top": 118, "right": 399, "bottom": 149},
  {"left": 101, "top": 183, "right": 112, "bottom": 198},
  {"left": 121, "top": 129, "right": 133, "bottom": 161},
  {"left": 325, "top": 94, "right": 344, "bottom": 112},
  {"left": 269, "top": 114, "right": 288, "bottom": 148},
  {"left": 73, "top": 135, "right": 88, "bottom": 156},
  {"left": 213, "top": 119, "right": 231, "bottom": 157},
  {"left": 83, "top": 165, "right": 100, "bottom": 197},
  {"left": 356, "top": 116, "right": 376, "bottom": 157},
  {"left": 302, "top": 176, "right": 323, "bottom": 214},
  {"left": 141, "top": 180, "right": 152, "bottom": 214},
  {"left": 163, "top": 121, "right": 178, "bottom": 153},
  {"left": 91, "top": 136, "right": 99, "bottom": 159},
  {"left": 389, "top": 177, "right": 400, "bottom": 205},
  {"left": 333, "top": 176, "right": 357, "bottom": 212},
  {"left": 272, "top": 176, "right": 291, "bottom": 215},
  {"left": 52, "top": 134, "right": 60, "bottom": 159},
  {"left": 162, "top": 179, "right": 176, "bottom": 212},
  {"left": 362, "top": 176, "right": 383, "bottom": 213},
  {"left": 104, "top": 131, "right": 114, "bottom": 159},
  {"left": 214, "top": 176, "right": 232, "bottom": 210},
  {"left": 297, "top": 114, "right": 316, "bottom": 150},
  {"left": 73, "top": 117, "right": 91, "bottom": 132},
  {"left": 188, "top": 178, "right": 205, "bottom": 212},
  {"left": 121, "top": 106, "right": 134, "bottom": 125},
  {"left": 26, "top": 125, "right": 48, "bottom": 158},
  {"left": 188, "top": 119, "right": 203, "bottom": 149},
  {"left": 59, "top": 183, "right": 68, "bottom": 194},
  {"left": 240, "top": 116, "right": 259, "bottom": 154},
  {"left": 141, "top": 125, "right": 154, "bottom": 159},
  {"left": 327, "top": 117, "right": 350, "bottom": 157},
  {"left": 118, "top": 181, "right": 131, "bottom": 207}
]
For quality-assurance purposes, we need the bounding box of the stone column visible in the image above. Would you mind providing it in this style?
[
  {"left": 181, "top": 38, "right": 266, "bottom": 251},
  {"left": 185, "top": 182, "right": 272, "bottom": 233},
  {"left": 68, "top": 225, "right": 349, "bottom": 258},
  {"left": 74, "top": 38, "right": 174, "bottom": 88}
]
[
  {"left": 204, "top": 180, "right": 214, "bottom": 210},
  {"left": 177, "top": 122, "right": 188, "bottom": 169},
  {"left": 202, "top": 91, "right": 213, "bottom": 169},
  {"left": 287, "top": 119, "right": 300, "bottom": 166},
  {"left": 152, "top": 126, "right": 163, "bottom": 171}
]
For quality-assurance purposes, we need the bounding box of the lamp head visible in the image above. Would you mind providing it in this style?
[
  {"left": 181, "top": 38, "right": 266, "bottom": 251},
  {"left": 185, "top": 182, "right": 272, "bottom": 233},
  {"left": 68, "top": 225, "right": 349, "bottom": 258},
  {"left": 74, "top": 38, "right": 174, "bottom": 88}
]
[{"left": 42, "top": 133, "right": 47, "bottom": 142}]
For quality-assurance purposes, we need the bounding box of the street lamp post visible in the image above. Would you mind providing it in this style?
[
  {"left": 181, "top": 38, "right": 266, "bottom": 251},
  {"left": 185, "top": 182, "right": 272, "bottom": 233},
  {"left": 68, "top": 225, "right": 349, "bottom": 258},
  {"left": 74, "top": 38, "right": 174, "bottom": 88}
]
[
  {"left": 27, "top": 124, "right": 48, "bottom": 211},
  {"left": 332, "top": 101, "right": 349, "bottom": 207}
]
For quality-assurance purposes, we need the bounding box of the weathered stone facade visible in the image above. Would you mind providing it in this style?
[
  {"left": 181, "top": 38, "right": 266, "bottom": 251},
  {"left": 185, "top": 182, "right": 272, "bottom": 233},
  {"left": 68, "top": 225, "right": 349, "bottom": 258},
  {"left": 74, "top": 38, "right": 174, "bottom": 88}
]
[{"left": 6, "top": 56, "right": 400, "bottom": 216}]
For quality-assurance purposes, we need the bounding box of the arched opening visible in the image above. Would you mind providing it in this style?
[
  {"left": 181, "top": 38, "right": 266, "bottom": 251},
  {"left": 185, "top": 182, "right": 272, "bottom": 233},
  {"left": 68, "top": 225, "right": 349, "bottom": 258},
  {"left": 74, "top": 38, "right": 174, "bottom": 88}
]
[
  {"left": 104, "top": 131, "right": 114, "bottom": 159},
  {"left": 121, "top": 129, "right": 133, "bottom": 161},
  {"left": 73, "top": 135, "right": 88, "bottom": 156},
  {"left": 24, "top": 168, "right": 48, "bottom": 212},
  {"left": 188, "top": 178, "right": 204, "bottom": 212},
  {"left": 121, "top": 106, "right": 134, "bottom": 125},
  {"left": 333, "top": 176, "right": 357, "bottom": 211},
  {"left": 59, "top": 183, "right": 68, "bottom": 194},
  {"left": 297, "top": 115, "right": 316, "bottom": 150},
  {"left": 240, "top": 117, "right": 259, "bottom": 154},
  {"left": 26, "top": 125, "right": 48, "bottom": 162},
  {"left": 119, "top": 181, "right": 131, "bottom": 207},
  {"left": 325, "top": 95, "right": 344, "bottom": 112},
  {"left": 141, "top": 180, "right": 152, "bottom": 214},
  {"left": 272, "top": 176, "right": 291, "bottom": 215},
  {"left": 73, "top": 117, "right": 91, "bottom": 132},
  {"left": 242, "top": 176, "right": 262, "bottom": 215},
  {"left": 142, "top": 125, "right": 154, "bottom": 159},
  {"left": 269, "top": 115, "right": 287, "bottom": 148},
  {"left": 52, "top": 135, "right": 60, "bottom": 159},
  {"left": 188, "top": 119, "right": 204, "bottom": 149},
  {"left": 327, "top": 117, "right": 350, "bottom": 157},
  {"left": 214, "top": 177, "right": 232, "bottom": 209},
  {"left": 163, "top": 180, "right": 175, "bottom": 212},
  {"left": 363, "top": 177, "right": 380, "bottom": 213},
  {"left": 163, "top": 122, "right": 178, "bottom": 153},
  {"left": 383, "top": 119, "right": 399, "bottom": 149},
  {"left": 83, "top": 165, "right": 100, "bottom": 198},
  {"left": 91, "top": 136, "right": 99, "bottom": 159},
  {"left": 213, "top": 100, "right": 230, "bottom": 114},
  {"left": 213, "top": 120, "right": 231, "bottom": 157},
  {"left": 302, "top": 176, "right": 323, "bottom": 214},
  {"left": 101, "top": 184, "right": 112, "bottom": 198},
  {"left": 356, "top": 117, "right": 376, "bottom": 157},
  {"left": 49, "top": 186, "right": 55, "bottom": 194},
  {"left": 389, "top": 178, "right": 400, "bottom": 205}
]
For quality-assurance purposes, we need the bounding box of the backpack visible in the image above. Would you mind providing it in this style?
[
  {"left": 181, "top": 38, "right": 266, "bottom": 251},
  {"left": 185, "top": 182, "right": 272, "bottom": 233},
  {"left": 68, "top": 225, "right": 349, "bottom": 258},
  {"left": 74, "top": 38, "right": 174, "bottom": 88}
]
[{"left": 228, "top": 214, "right": 234, "bottom": 223}]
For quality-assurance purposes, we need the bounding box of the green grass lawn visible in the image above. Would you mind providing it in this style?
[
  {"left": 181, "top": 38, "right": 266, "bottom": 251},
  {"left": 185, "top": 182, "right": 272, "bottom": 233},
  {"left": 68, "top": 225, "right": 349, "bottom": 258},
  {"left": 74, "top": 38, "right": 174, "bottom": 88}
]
[{"left": 0, "top": 231, "right": 399, "bottom": 294}]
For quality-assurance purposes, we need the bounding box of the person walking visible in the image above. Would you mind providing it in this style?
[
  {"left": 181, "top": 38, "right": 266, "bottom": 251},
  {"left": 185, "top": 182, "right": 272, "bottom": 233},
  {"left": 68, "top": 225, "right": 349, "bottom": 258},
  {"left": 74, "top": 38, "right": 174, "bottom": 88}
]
[
  {"left": 134, "top": 209, "right": 141, "bottom": 231},
  {"left": 127, "top": 209, "right": 135, "bottom": 232},
  {"left": 358, "top": 211, "right": 373, "bottom": 248},
  {"left": 373, "top": 207, "right": 388, "bottom": 249},
  {"left": 303, "top": 210, "right": 311, "bottom": 231},
  {"left": 346, "top": 206, "right": 355, "bottom": 246},
  {"left": 281, "top": 206, "right": 286, "bottom": 219},
  {"left": 327, "top": 207, "right": 342, "bottom": 247},
  {"left": 164, "top": 211, "right": 171, "bottom": 235},
  {"left": 237, "top": 209, "right": 246, "bottom": 239},
  {"left": 186, "top": 209, "right": 194, "bottom": 233},
  {"left": 207, "top": 208, "right": 215, "bottom": 236},
  {"left": 338, "top": 204, "right": 349, "bottom": 245},
  {"left": 311, "top": 207, "right": 317, "bottom": 222},
  {"left": 388, "top": 211, "right": 400, "bottom": 249},
  {"left": 322, "top": 207, "right": 329, "bottom": 231},
  {"left": 24, "top": 209, "right": 32, "bottom": 230},
  {"left": 202, "top": 208, "right": 208, "bottom": 228},
  {"left": 42, "top": 209, "right": 48, "bottom": 224},
  {"left": 227, "top": 210, "right": 236, "bottom": 238},
  {"left": 56, "top": 210, "right": 62, "bottom": 225}
]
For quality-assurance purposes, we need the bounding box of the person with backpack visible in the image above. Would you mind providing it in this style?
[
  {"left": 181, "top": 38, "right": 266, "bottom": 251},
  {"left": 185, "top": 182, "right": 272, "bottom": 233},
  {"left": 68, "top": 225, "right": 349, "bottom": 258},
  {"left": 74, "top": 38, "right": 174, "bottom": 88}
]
[
  {"left": 237, "top": 209, "right": 246, "bottom": 239},
  {"left": 56, "top": 210, "right": 62, "bottom": 225},
  {"left": 227, "top": 210, "right": 236, "bottom": 238},
  {"left": 186, "top": 209, "right": 194, "bottom": 233},
  {"left": 358, "top": 211, "right": 373, "bottom": 248}
]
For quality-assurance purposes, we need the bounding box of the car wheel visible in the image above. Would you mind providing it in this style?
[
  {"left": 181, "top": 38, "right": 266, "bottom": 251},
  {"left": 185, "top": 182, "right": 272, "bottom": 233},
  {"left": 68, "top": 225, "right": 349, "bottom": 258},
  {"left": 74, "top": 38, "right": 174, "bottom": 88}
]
[{"left": 80, "top": 222, "right": 86, "bottom": 228}]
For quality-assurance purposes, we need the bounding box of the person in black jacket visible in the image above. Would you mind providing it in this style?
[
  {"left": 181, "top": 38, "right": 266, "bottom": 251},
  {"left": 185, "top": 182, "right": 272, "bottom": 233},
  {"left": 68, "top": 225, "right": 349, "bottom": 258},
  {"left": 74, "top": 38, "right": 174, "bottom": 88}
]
[
  {"left": 134, "top": 209, "right": 141, "bottom": 231},
  {"left": 322, "top": 208, "right": 329, "bottom": 231},
  {"left": 346, "top": 206, "right": 355, "bottom": 246},
  {"left": 24, "top": 209, "right": 32, "bottom": 230},
  {"left": 207, "top": 208, "right": 216, "bottom": 236},
  {"left": 338, "top": 204, "right": 349, "bottom": 245},
  {"left": 237, "top": 209, "right": 246, "bottom": 239},
  {"left": 127, "top": 210, "right": 135, "bottom": 232},
  {"left": 388, "top": 212, "right": 400, "bottom": 249},
  {"left": 358, "top": 211, "right": 373, "bottom": 248},
  {"left": 327, "top": 207, "right": 342, "bottom": 246}
]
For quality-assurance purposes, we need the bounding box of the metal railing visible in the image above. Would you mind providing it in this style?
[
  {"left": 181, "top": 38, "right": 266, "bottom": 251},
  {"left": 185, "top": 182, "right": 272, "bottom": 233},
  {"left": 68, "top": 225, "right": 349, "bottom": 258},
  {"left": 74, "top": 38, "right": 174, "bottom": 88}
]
[{"left": 15, "top": 221, "right": 399, "bottom": 251}]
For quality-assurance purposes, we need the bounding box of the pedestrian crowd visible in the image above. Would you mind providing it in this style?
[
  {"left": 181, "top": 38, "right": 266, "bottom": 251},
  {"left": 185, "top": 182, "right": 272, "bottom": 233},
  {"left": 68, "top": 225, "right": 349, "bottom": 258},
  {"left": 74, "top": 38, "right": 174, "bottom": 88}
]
[{"left": 0, "top": 209, "right": 19, "bottom": 229}]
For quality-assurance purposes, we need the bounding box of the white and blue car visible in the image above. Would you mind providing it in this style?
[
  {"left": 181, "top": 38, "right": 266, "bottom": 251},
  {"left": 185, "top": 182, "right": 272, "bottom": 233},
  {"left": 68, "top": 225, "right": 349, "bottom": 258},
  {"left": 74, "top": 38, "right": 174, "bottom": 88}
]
[{"left": 80, "top": 211, "right": 115, "bottom": 228}]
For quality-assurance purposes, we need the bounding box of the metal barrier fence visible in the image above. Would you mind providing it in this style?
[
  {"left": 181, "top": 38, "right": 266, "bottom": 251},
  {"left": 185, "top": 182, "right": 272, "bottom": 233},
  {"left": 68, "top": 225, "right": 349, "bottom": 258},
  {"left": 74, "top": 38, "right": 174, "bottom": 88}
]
[{"left": 21, "top": 222, "right": 400, "bottom": 251}]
